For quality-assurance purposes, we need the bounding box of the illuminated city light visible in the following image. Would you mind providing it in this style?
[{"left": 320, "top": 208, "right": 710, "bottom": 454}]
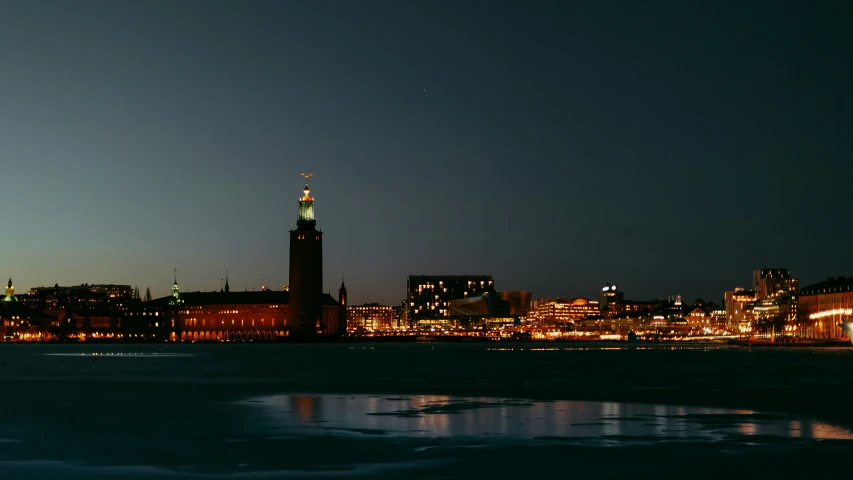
[{"left": 809, "top": 308, "right": 853, "bottom": 320}]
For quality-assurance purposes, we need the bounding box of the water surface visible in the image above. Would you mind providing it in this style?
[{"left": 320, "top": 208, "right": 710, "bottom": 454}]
[{"left": 1, "top": 343, "right": 852, "bottom": 478}]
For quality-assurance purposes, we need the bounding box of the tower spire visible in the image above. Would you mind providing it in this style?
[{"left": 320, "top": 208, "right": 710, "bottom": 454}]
[
  {"left": 297, "top": 173, "right": 316, "bottom": 227},
  {"left": 4, "top": 277, "right": 15, "bottom": 301},
  {"left": 172, "top": 268, "right": 180, "bottom": 299},
  {"left": 338, "top": 274, "right": 347, "bottom": 307},
  {"left": 225, "top": 270, "right": 230, "bottom": 293}
]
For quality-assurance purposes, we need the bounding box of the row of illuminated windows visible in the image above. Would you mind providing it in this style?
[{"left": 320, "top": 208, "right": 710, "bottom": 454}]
[
  {"left": 178, "top": 306, "right": 282, "bottom": 315},
  {"left": 183, "top": 318, "right": 279, "bottom": 327}
]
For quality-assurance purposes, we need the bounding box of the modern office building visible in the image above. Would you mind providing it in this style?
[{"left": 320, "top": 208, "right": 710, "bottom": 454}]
[
  {"left": 347, "top": 303, "right": 397, "bottom": 331},
  {"left": 446, "top": 291, "right": 532, "bottom": 328},
  {"left": 798, "top": 276, "right": 853, "bottom": 339},
  {"left": 753, "top": 268, "right": 799, "bottom": 299},
  {"left": 406, "top": 275, "right": 495, "bottom": 324}
]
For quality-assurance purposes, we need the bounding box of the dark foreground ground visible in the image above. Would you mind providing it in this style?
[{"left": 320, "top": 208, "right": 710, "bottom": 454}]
[{"left": 0, "top": 343, "right": 851, "bottom": 478}]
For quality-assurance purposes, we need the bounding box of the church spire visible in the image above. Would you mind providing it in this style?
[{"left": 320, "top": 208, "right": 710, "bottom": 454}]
[
  {"left": 172, "top": 268, "right": 180, "bottom": 299},
  {"left": 225, "top": 270, "right": 230, "bottom": 293},
  {"left": 4, "top": 277, "right": 15, "bottom": 301},
  {"left": 338, "top": 275, "right": 347, "bottom": 306}
]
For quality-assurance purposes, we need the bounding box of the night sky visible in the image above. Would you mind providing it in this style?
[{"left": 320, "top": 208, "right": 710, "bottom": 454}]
[{"left": 1, "top": 1, "right": 850, "bottom": 304}]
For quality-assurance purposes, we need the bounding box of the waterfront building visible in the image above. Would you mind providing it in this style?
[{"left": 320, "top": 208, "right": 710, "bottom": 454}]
[
  {"left": 684, "top": 304, "right": 713, "bottom": 328},
  {"left": 753, "top": 268, "right": 799, "bottom": 300},
  {"left": 406, "top": 275, "right": 495, "bottom": 325},
  {"left": 682, "top": 299, "right": 726, "bottom": 331},
  {"left": 723, "top": 269, "right": 801, "bottom": 335},
  {"left": 20, "top": 284, "right": 135, "bottom": 314},
  {"left": 498, "top": 291, "right": 533, "bottom": 317},
  {"left": 1, "top": 278, "right": 58, "bottom": 341},
  {"left": 725, "top": 288, "right": 757, "bottom": 331},
  {"left": 711, "top": 308, "right": 727, "bottom": 329},
  {"left": 446, "top": 291, "right": 531, "bottom": 328},
  {"left": 746, "top": 291, "right": 798, "bottom": 335},
  {"left": 605, "top": 301, "right": 662, "bottom": 319},
  {"left": 798, "top": 276, "right": 853, "bottom": 339},
  {"left": 128, "top": 178, "right": 344, "bottom": 341},
  {"left": 134, "top": 287, "right": 294, "bottom": 341},
  {"left": 347, "top": 303, "right": 397, "bottom": 331},
  {"left": 529, "top": 298, "right": 600, "bottom": 326}
]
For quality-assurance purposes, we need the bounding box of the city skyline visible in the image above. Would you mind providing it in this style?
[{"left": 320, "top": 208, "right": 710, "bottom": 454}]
[{"left": 1, "top": 1, "right": 851, "bottom": 304}]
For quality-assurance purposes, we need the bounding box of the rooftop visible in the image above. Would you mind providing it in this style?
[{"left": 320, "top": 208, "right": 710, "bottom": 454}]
[{"left": 800, "top": 277, "right": 853, "bottom": 296}]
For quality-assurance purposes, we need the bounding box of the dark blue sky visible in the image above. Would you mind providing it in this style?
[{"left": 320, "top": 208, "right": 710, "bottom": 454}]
[{"left": 1, "top": 0, "right": 850, "bottom": 303}]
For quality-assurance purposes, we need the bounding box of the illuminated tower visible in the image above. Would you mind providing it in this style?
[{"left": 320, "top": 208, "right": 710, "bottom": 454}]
[
  {"left": 288, "top": 174, "right": 324, "bottom": 333},
  {"left": 4, "top": 278, "right": 15, "bottom": 302},
  {"left": 171, "top": 270, "right": 181, "bottom": 303}
]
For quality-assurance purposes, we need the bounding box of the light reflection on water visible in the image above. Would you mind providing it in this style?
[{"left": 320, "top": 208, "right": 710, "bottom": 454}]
[
  {"left": 42, "top": 352, "right": 193, "bottom": 357},
  {"left": 486, "top": 346, "right": 734, "bottom": 352},
  {"left": 242, "top": 394, "right": 853, "bottom": 442}
]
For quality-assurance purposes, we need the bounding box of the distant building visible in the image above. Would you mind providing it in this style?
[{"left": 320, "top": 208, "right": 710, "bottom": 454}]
[
  {"left": 684, "top": 305, "right": 713, "bottom": 328},
  {"left": 498, "top": 291, "right": 533, "bottom": 317},
  {"left": 753, "top": 268, "right": 799, "bottom": 299},
  {"left": 681, "top": 299, "right": 725, "bottom": 331},
  {"left": 129, "top": 179, "right": 344, "bottom": 341},
  {"left": 347, "top": 303, "right": 397, "bottom": 331},
  {"left": 530, "top": 298, "right": 600, "bottom": 326},
  {"left": 2, "top": 179, "right": 347, "bottom": 343},
  {"left": 447, "top": 291, "right": 532, "bottom": 328},
  {"left": 1, "top": 278, "right": 57, "bottom": 341},
  {"left": 21, "top": 284, "right": 134, "bottom": 311},
  {"left": 603, "top": 300, "right": 664, "bottom": 319},
  {"left": 406, "top": 275, "right": 495, "bottom": 325},
  {"left": 598, "top": 283, "right": 624, "bottom": 309},
  {"left": 725, "top": 288, "right": 757, "bottom": 331},
  {"left": 798, "top": 276, "right": 853, "bottom": 339},
  {"left": 746, "top": 291, "right": 798, "bottom": 335},
  {"left": 87, "top": 284, "right": 133, "bottom": 298},
  {"left": 134, "top": 287, "right": 297, "bottom": 341}
]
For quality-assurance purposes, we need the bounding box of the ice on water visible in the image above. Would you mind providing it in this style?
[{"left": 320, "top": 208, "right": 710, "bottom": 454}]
[{"left": 1, "top": 344, "right": 852, "bottom": 478}]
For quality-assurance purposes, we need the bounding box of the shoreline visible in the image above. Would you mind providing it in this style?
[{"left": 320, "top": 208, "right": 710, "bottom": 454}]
[{"left": 2, "top": 338, "right": 850, "bottom": 347}]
